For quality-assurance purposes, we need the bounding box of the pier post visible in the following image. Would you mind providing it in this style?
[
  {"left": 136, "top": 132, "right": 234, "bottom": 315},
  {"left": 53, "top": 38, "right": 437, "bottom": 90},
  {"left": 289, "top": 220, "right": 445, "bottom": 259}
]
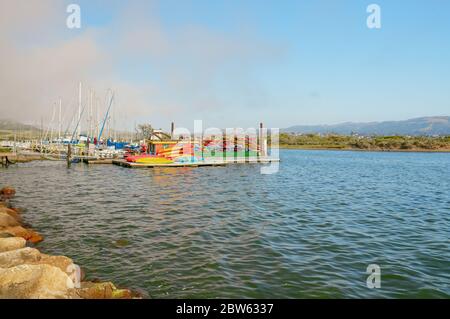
[
  {"left": 223, "top": 131, "right": 226, "bottom": 162},
  {"left": 234, "top": 131, "right": 238, "bottom": 163},
  {"left": 67, "top": 144, "right": 72, "bottom": 168},
  {"left": 258, "top": 123, "right": 262, "bottom": 159},
  {"left": 1, "top": 155, "right": 12, "bottom": 167}
]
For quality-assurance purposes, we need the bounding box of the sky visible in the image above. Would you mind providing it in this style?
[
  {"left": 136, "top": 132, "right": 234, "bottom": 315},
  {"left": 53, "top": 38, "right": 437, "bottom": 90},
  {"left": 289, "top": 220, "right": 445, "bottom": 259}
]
[{"left": 0, "top": 0, "right": 449, "bottom": 131}]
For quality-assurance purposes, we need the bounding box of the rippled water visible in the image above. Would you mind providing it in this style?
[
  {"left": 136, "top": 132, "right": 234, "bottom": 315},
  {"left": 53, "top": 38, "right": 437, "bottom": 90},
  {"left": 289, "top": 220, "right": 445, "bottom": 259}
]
[{"left": 1, "top": 150, "right": 449, "bottom": 298}]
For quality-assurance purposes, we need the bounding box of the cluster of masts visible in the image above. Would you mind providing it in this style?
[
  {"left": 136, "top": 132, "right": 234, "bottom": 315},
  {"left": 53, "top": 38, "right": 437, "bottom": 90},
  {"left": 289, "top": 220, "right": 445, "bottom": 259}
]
[{"left": 43, "top": 82, "right": 117, "bottom": 144}]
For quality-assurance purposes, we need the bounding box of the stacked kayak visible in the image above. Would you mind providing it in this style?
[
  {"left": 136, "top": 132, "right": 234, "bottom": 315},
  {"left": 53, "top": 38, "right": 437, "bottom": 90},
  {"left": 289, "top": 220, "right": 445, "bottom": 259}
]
[
  {"left": 135, "top": 157, "right": 173, "bottom": 164},
  {"left": 126, "top": 143, "right": 202, "bottom": 164},
  {"left": 126, "top": 154, "right": 156, "bottom": 162},
  {"left": 126, "top": 154, "right": 174, "bottom": 164},
  {"left": 157, "top": 146, "right": 184, "bottom": 159}
]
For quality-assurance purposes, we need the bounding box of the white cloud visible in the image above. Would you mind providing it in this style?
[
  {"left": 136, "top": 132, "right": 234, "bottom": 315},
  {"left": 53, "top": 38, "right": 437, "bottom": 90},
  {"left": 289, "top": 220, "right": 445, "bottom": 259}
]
[{"left": 0, "top": 0, "right": 284, "bottom": 130}]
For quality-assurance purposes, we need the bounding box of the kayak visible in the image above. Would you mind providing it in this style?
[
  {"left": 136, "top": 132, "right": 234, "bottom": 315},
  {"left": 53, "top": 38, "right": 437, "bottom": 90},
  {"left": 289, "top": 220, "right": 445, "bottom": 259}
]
[
  {"left": 126, "top": 154, "right": 158, "bottom": 162},
  {"left": 135, "top": 157, "right": 174, "bottom": 164}
]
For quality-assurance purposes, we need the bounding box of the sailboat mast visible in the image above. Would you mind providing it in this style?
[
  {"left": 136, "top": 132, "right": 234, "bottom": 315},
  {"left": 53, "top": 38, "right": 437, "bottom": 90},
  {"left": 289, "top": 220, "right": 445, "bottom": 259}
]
[
  {"left": 88, "top": 88, "right": 91, "bottom": 140},
  {"left": 112, "top": 101, "right": 117, "bottom": 141},
  {"left": 50, "top": 103, "right": 55, "bottom": 143},
  {"left": 59, "top": 98, "right": 62, "bottom": 141},
  {"left": 89, "top": 90, "right": 94, "bottom": 141},
  {"left": 78, "top": 82, "right": 82, "bottom": 140},
  {"left": 96, "top": 96, "right": 100, "bottom": 141}
]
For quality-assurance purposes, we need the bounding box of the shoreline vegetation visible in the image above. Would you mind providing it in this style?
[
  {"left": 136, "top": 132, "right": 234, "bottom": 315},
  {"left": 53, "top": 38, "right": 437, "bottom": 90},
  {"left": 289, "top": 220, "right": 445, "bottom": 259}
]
[
  {"left": 0, "top": 187, "right": 139, "bottom": 299},
  {"left": 278, "top": 133, "right": 450, "bottom": 152}
]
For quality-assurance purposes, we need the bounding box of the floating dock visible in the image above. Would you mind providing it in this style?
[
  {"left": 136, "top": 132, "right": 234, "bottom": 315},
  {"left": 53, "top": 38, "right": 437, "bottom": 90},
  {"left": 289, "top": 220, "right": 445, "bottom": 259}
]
[
  {"left": 83, "top": 158, "right": 114, "bottom": 164},
  {"left": 111, "top": 157, "right": 279, "bottom": 168}
]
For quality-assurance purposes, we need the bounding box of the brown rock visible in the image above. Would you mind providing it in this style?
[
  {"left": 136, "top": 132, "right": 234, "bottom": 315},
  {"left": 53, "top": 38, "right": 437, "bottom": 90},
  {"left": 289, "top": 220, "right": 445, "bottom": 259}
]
[
  {"left": 0, "top": 226, "right": 44, "bottom": 243},
  {"left": 70, "top": 281, "right": 133, "bottom": 299},
  {"left": 31, "top": 254, "right": 75, "bottom": 277},
  {"left": 6, "top": 209, "right": 22, "bottom": 223},
  {"left": 0, "top": 240, "right": 77, "bottom": 281},
  {"left": 3, "top": 208, "right": 22, "bottom": 222},
  {"left": 0, "top": 187, "right": 16, "bottom": 199},
  {"left": 0, "top": 264, "right": 74, "bottom": 299},
  {"left": 0, "top": 212, "right": 20, "bottom": 227},
  {"left": 10, "top": 207, "right": 23, "bottom": 214},
  {"left": 0, "top": 237, "right": 26, "bottom": 253},
  {"left": 0, "top": 232, "right": 15, "bottom": 238},
  {"left": 0, "top": 247, "right": 41, "bottom": 268}
]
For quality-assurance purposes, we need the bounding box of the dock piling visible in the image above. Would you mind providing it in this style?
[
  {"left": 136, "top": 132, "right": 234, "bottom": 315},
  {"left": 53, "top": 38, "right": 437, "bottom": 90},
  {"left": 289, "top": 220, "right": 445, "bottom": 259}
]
[{"left": 67, "top": 144, "right": 72, "bottom": 168}]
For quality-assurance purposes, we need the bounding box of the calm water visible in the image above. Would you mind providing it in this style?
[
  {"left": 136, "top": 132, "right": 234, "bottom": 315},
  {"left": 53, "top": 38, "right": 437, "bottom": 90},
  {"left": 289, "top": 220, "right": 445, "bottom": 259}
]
[{"left": 1, "top": 150, "right": 449, "bottom": 298}]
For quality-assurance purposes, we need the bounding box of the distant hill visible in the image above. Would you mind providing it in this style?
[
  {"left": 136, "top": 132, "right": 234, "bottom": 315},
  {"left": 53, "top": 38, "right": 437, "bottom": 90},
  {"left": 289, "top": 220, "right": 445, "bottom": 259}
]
[
  {"left": 283, "top": 117, "right": 450, "bottom": 136},
  {"left": 0, "top": 119, "right": 39, "bottom": 131}
]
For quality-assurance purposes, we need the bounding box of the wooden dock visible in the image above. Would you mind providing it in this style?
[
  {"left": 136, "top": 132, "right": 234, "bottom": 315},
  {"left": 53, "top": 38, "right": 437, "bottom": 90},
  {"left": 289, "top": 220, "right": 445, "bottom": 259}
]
[
  {"left": 112, "top": 159, "right": 226, "bottom": 168},
  {"left": 83, "top": 158, "right": 114, "bottom": 165},
  {"left": 111, "top": 157, "right": 279, "bottom": 168}
]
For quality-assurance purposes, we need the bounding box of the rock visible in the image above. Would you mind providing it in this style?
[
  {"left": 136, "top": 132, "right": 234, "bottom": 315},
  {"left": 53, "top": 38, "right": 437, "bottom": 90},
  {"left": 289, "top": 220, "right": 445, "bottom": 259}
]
[
  {"left": 0, "top": 187, "right": 16, "bottom": 195},
  {"left": 0, "top": 247, "right": 41, "bottom": 268},
  {"left": 0, "top": 226, "right": 44, "bottom": 243},
  {"left": 0, "top": 207, "right": 22, "bottom": 222},
  {"left": 0, "top": 237, "right": 26, "bottom": 252},
  {"left": 32, "top": 254, "right": 75, "bottom": 278},
  {"left": 0, "top": 264, "right": 74, "bottom": 299},
  {"left": 112, "top": 239, "right": 130, "bottom": 248},
  {"left": 0, "top": 187, "right": 16, "bottom": 199},
  {"left": 10, "top": 207, "right": 22, "bottom": 213},
  {"left": 7, "top": 210, "right": 21, "bottom": 222},
  {"left": 0, "top": 212, "right": 20, "bottom": 227},
  {"left": 0, "top": 242, "right": 77, "bottom": 282},
  {"left": 0, "top": 232, "right": 15, "bottom": 238},
  {"left": 69, "top": 281, "right": 133, "bottom": 299}
]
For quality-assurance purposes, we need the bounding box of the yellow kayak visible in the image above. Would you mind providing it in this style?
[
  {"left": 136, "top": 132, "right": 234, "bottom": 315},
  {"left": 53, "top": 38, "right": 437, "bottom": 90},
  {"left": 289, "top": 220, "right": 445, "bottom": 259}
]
[{"left": 135, "top": 157, "right": 174, "bottom": 164}]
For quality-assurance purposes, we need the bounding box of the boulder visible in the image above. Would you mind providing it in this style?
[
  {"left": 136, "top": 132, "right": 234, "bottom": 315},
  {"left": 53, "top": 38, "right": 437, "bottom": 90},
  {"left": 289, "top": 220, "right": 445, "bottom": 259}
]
[
  {"left": 31, "top": 254, "right": 75, "bottom": 278},
  {"left": 0, "top": 237, "right": 26, "bottom": 253},
  {"left": 0, "top": 264, "right": 74, "bottom": 299},
  {"left": 0, "top": 206, "right": 22, "bottom": 222},
  {"left": 69, "top": 281, "right": 133, "bottom": 299},
  {"left": 0, "top": 242, "right": 77, "bottom": 281},
  {"left": 0, "top": 232, "right": 15, "bottom": 238},
  {"left": 0, "top": 187, "right": 16, "bottom": 199},
  {"left": 0, "top": 226, "right": 44, "bottom": 243},
  {"left": 9, "top": 207, "right": 22, "bottom": 213},
  {"left": 0, "top": 212, "right": 20, "bottom": 227},
  {"left": 7, "top": 210, "right": 21, "bottom": 222},
  {"left": 0, "top": 247, "right": 41, "bottom": 268}
]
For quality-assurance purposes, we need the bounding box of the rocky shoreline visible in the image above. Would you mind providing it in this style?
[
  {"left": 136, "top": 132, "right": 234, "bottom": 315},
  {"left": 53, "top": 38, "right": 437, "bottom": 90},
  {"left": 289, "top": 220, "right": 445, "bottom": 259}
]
[{"left": 0, "top": 186, "right": 138, "bottom": 299}]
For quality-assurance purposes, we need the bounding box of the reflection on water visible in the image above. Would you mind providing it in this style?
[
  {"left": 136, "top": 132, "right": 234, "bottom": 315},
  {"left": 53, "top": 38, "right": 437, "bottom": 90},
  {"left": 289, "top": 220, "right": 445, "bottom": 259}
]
[{"left": 1, "top": 150, "right": 449, "bottom": 298}]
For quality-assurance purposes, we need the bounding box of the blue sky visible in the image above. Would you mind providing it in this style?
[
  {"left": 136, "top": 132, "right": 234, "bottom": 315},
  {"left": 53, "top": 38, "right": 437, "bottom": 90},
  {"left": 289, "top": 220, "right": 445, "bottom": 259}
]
[{"left": 2, "top": 0, "right": 449, "bottom": 130}]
